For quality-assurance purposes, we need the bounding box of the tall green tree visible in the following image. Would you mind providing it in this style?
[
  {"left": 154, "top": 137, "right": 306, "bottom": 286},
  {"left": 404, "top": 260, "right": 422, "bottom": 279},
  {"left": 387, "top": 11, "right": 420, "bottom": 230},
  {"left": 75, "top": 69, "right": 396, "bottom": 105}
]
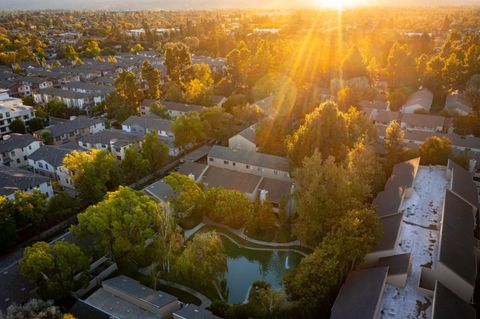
[
  {"left": 419, "top": 136, "right": 452, "bottom": 165},
  {"left": 172, "top": 112, "right": 207, "bottom": 149},
  {"left": 106, "top": 70, "right": 143, "bottom": 121},
  {"left": 142, "top": 132, "right": 169, "bottom": 172},
  {"left": 341, "top": 46, "right": 369, "bottom": 80},
  {"left": 164, "top": 172, "right": 204, "bottom": 216},
  {"left": 164, "top": 42, "right": 192, "bottom": 85},
  {"left": 205, "top": 188, "right": 254, "bottom": 229},
  {"left": 9, "top": 118, "right": 26, "bottom": 133},
  {"left": 71, "top": 186, "right": 164, "bottom": 266},
  {"left": 20, "top": 241, "right": 89, "bottom": 299},
  {"left": 385, "top": 120, "right": 405, "bottom": 169},
  {"left": 0, "top": 196, "right": 17, "bottom": 251},
  {"left": 142, "top": 60, "right": 162, "bottom": 99},
  {"left": 120, "top": 146, "right": 150, "bottom": 184}
]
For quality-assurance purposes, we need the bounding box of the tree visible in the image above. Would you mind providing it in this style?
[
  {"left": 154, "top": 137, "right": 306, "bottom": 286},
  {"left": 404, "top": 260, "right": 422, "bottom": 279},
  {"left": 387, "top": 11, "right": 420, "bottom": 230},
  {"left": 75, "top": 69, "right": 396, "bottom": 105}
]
[
  {"left": 388, "top": 86, "right": 412, "bottom": 111},
  {"left": 164, "top": 172, "right": 204, "bottom": 216},
  {"left": 130, "top": 43, "right": 144, "bottom": 54},
  {"left": 20, "top": 241, "right": 89, "bottom": 299},
  {"left": 442, "top": 53, "right": 463, "bottom": 88},
  {"left": 106, "top": 70, "right": 142, "bottom": 122},
  {"left": 45, "top": 191, "right": 79, "bottom": 223},
  {"left": 142, "top": 60, "right": 162, "bottom": 99},
  {"left": 183, "top": 79, "right": 212, "bottom": 106},
  {"left": 453, "top": 115, "right": 480, "bottom": 137},
  {"left": 0, "top": 196, "right": 17, "bottom": 252},
  {"left": 419, "top": 136, "right": 452, "bottom": 165},
  {"left": 466, "top": 74, "right": 480, "bottom": 114},
  {"left": 164, "top": 42, "right": 192, "bottom": 85},
  {"left": 341, "top": 46, "right": 369, "bottom": 80},
  {"left": 150, "top": 102, "right": 170, "bottom": 119},
  {"left": 142, "top": 132, "right": 169, "bottom": 172},
  {"left": 82, "top": 40, "right": 101, "bottom": 58},
  {"left": 247, "top": 281, "right": 286, "bottom": 319},
  {"left": 200, "top": 107, "right": 234, "bottom": 141},
  {"left": 40, "top": 131, "right": 53, "bottom": 144},
  {"left": 205, "top": 188, "right": 254, "bottom": 229},
  {"left": 2, "top": 299, "right": 63, "bottom": 319},
  {"left": 246, "top": 201, "right": 277, "bottom": 236},
  {"left": 72, "top": 187, "right": 165, "bottom": 267},
  {"left": 120, "top": 147, "right": 150, "bottom": 184},
  {"left": 63, "top": 149, "right": 118, "bottom": 204},
  {"left": 9, "top": 191, "right": 47, "bottom": 230},
  {"left": 176, "top": 231, "right": 227, "bottom": 292},
  {"left": 385, "top": 120, "right": 405, "bottom": 168},
  {"left": 285, "top": 209, "right": 381, "bottom": 308},
  {"left": 386, "top": 42, "right": 416, "bottom": 88},
  {"left": 172, "top": 112, "right": 206, "bottom": 149},
  {"left": 64, "top": 45, "right": 81, "bottom": 64},
  {"left": 9, "top": 118, "right": 25, "bottom": 134},
  {"left": 287, "top": 100, "right": 349, "bottom": 166},
  {"left": 226, "top": 44, "right": 251, "bottom": 88},
  {"left": 28, "top": 118, "right": 45, "bottom": 133},
  {"left": 293, "top": 153, "right": 358, "bottom": 246}
]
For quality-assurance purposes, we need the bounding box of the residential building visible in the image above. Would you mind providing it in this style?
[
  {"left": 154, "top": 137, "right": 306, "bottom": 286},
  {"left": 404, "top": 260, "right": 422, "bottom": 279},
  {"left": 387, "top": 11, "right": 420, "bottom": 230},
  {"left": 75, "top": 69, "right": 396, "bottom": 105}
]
[
  {"left": 445, "top": 92, "right": 473, "bottom": 116},
  {"left": 34, "top": 116, "right": 105, "bottom": 145},
  {"left": 401, "top": 88, "right": 433, "bottom": 113},
  {"left": 431, "top": 282, "right": 476, "bottom": 319},
  {"left": 78, "top": 129, "right": 144, "bottom": 160},
  {"left": 372, "top": 110, "right": 399, "bottom": 126},
  {"left": 400, "top": 113, "right": 446, "bottom": 132},
  {"left": 228, "top": 125, "right": 256, "bottom": 152},
  {"left": 18, "top": 76, "right": 54, "bottom": 92},
  {"left": 33, "top": 88, "right": 104, "bottom": 109},
  {"left": 140, "top": 99, "right": 205, "bottom": 118},
  {"left": 84, "top": 275, "right": 180, "bottom": 319},
  {"left": 174, "top": 304, "right": 221, "bottom": 319},
  {"left": 0, "top": 134, "right": 42, "bottom": 167},
  {"left": 208, "top": 145, "right": 291, "bottom": 182},
  {"left": 27, "top": 142, "right": 80, "bottom": 190},
  {"left": 122, "top": 114, "right": 173, "bottom": 137},
  {"left": 0, "top": 89, "right": 35, "bottom": 136},
  {"left": 0, "top": 166, "right": 54, "bottom": 200}
]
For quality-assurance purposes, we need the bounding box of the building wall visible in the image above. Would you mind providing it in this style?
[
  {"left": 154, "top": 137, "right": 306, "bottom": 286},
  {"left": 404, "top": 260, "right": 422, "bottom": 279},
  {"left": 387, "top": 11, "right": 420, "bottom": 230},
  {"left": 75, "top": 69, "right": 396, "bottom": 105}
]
[
  {"left": 436, "top": 262, "right": 475, "bottom": 302},
  {"left": 5, "top": 180, "right": 54, "bottom": 200},
  {"left": 208, "top": 155, "right": 291, "bottom": 182},
  {"left": 228, "top": 135, "right": 256, "bottom": 152},
  {"left": 2, "top": 141, "right": 42, "bottom": 167}
]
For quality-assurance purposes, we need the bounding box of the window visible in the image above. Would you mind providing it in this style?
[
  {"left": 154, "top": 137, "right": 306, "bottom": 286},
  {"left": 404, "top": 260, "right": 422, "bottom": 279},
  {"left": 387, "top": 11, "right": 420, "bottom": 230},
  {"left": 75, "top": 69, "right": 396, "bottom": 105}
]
[
  {"left": 24, "top": 156, "right": 27, "bottom": 161},
  {"left": 246, "top": 165, "right": 250, "bottom": 169},
  {"left": 45, "top": 164, "right": 49, "bottom": 169},
  {"left": 274, "top": 170, "right": 278, "bottom": 175},
  {"left": 232, "top": 162, "right": 236, "bottom": 166},
  {"left": 16, "top": 158, "right": 20, "bottom": 164},
  {"left": 209, "top": 158, "right": 214, "bottom": 162},
  {"left": 224, "top": 160, "right": 229, "bottom": 165},
  {"left": 28, "top": 145, "right": 31, "bottom": 150},
  {"left": 39, "top": 163, "right": 43, "bottom": 168},
  {"left": 10, "top": 151, "right": 15, "bottom": 156}
]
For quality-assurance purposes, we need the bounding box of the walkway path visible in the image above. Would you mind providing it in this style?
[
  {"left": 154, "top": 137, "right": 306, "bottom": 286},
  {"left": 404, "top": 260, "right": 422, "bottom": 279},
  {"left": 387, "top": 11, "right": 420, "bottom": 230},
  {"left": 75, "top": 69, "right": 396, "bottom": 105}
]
[{"left": 184, "top": 217, "right": 313, "bottom": 252}]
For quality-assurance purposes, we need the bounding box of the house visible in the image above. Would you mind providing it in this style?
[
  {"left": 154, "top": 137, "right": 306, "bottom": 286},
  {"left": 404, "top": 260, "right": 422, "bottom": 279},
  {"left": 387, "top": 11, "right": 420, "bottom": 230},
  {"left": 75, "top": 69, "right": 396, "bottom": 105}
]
[
  {"left": 445, "top": 92, "right": 473, "bottom": 115},
  {"left": 258, "top": 177, "right": 294, "bottom": 210},
  {"left": 377, "top": 253, "right": 412, "bottom": 287},
  {"left": 173, "top": 304, "right": 221, "bottom": 319},
  {"left": 330, "top": 267, "right": 389, "bottom": 319},
  {"left": 0, "top": 134, "right": 42, "bottom": 167},
  {"left": 140, "top": 99, "right": 205, "bottom": 118},
  {"left": 400, "top": 113, "right": 445, "bottom": 132},
  {"left": 364, "top": 213, "right": 404, "bottom": 265},
  {"left": 143, "top": 179, "right": 175, "bottom": 207},
  {"left": 208, "top": 145, "right": 291, "bottom": 182},
  {"left": 177, "top": 162, "right": 208, "bottom": 182},
  {"left": 27, "top": 142, "right": 80, "bottom": 190},
  {"left": 431, "top": 282, "right": 476, "bottom": 319},
  {"left": 0, "top": 166, "right": 54, "bottom": 200},
  {"left": 228, "top": 125, "right": 256, "bottom": 152},
  {"left": 372, "top": 110, "right": 399, "bottom": 126},
  {"left": 401, "top": 88, "right": 433, "bottom": 113},
  {"left": 33, "top": 88, "right": 103, "bottom": 109},
  {"left": 78, "top": 129, "right": 144, "bottom": 160},
  {"left": 0, "top": 89, "right": 35, "bottom": 136},
  {"left": 35, "top": 116, "right": 105, "bottom": 145},
  {"left": 446, "top": 160, "right": 478, "bottom": 213},
  {"left": 84, "top": 275, "right": 180, "bottom": 319},
  {"left": 359, "top": 99, "right": 389, "bottom": 111},
  {"left": 122, "top": 115, "right": 173, "bottom": 137},
  {"left": 18, "top": 76, "right": 54, "bottom": 92}
]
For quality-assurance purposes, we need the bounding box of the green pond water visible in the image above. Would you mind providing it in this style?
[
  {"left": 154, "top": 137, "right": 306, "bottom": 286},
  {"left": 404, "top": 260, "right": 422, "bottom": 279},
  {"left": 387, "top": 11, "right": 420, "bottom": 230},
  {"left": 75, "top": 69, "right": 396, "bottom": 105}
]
[{"left": 222, "top": 238, "right": 303, "bottom": 304}]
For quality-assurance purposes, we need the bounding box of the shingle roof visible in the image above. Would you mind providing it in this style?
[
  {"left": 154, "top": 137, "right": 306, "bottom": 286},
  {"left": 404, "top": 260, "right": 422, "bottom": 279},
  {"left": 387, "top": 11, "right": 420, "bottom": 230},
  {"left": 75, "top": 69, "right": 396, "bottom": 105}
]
[
  {"left": 432, "top": 282, "right": 476, "bottom": 319},
  {"left": 0, "top": 134, "right": 39, "bottom": 153},
  {"left": 201, "top": 166, "right": 262, "bottom": 194},
  {"left": 177, "top": 162, "right": 208, "bottom": 180},
  {"left": 237, "top": 125, "right": 256, "bottom": 144},
  {"left": 28, "top": 144, "right": 81, "bottom": 168},
  {"left": 373, "top": 110, "right": 399, "bottom": 124},
  {"left": 331, "top": 267, "right": 388, "bottom": 319},
  {"left": 69, "top": 300, "right": 112, "bottom": 319},
  {"left": 400, "top": 113, "right": 445, "bottom": 129},
  {"left": 378, "top": 253, "right": 411, "bottom": 276},
  {"left": 448, "top": 160, "right": 478, "bottom": 208},
  {"left": 372, "top": 186, "right": 404, "bottom": 218},
  {"left": 372, "top": 213, "right": 403, "bottom": 252},
  {"left": 144, "top": 179, "right": 174, "bottom": 202},
  {"left": 445, "top": 92, "right": 472, "bottom": 114},
  {"left": 385, "top": 158, "right": 420, "bottom": 190},
  {"left": 0, "top": 166, "right": 50, "bottom": 196},
  {"left": 439, "top": 190, "right": 476, "bottom": 285},
  {"left": 258, "top": 177, "right": 292, "bottom": 204},
  {"left": 39, "top": 116, "right": 103, "bottom": 138},
  {"left": 79, "top": 129, "right": 144, "bottom": 145},
  {"left": 402, "top": 88, "right": 433, "bottom": 110},
  {"left": 209, "top": 145, "right": 290, "bottom": 172},
  {"left": 174, "top": 304, "right": 221, "bottom": 319},
  {"left": 123, "top": 115, "right": 172, "bottom": 132}
]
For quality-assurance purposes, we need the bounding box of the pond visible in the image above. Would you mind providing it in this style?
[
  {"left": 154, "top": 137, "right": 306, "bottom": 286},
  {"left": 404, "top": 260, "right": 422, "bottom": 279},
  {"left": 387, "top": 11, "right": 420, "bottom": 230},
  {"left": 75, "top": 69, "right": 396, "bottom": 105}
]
[{"left": 222, "top": 237, "right": 303, "bottom": 304}]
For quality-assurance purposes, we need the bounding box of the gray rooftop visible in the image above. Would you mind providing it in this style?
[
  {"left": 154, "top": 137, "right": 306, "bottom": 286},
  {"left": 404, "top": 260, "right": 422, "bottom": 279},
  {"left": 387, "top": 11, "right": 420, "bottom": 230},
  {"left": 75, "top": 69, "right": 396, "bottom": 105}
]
[
  {"left": 209, "top": 145, "right": 290, "bottom": 172},
  {"left": 39, "top": 116, "right": 103, "bottom": 138},
  {"left": 177, "top": 162, "right": 208, "bottom": 180},
  {"left": 258, "top": 177, "right": 292, "bottom": 204},
  {"left": 201, "top": 166, "right": 262, "bottom": 194},
  {"left": 144, "top": 179, "right": 175, "bottom": 202},
  {"left": 102, "top": 275, "right": 178, "bottom": 309},
  {"left": 372, "top": 186, "right": 404, "bottom": 218},
  {"left": 432, "top": 282, "right": 476, "bottom": 319},
  {"left": 373, "top": 110, "right": 399, "bottom": 124},
  {"left": 174, "top": 304, "right": 221, "bottom": 319},
  {"left": 372, "top": 213, "right": 403, "bottom": 252},
  {"left": 385, "top": 158, "right": 420, "bottom": 191},
  {"left": 28, "top": 143, "right": 81, "bottom": 168},
  {"left": 123, "top": 115, "right": 172, "bottom": 132},
  {"left": 448, "top": 160, "right": 478, "bottom": 209},
  {"left": 377, "top": 253, "right": 411, "bottom": 276},
  {"left": 400, "top": 113, "right": 445, "bottom": 129},
  {"left": 331, "top": 267, "right": 388, "bottom": 319},
  {"left": 0, "top": 166, "right": 50, "bottom": 196},
  {"left": 141, "top": 99, "right": 205, "bottom": 113},
  {"left": 183, "top": 145, "right": 212, "bottom": 162},
  {"left": 439, "top": 190, "right": 476, "bottom": 285},
  {"left": 402, "top": 88, "right": 433, "bottom": 110},
  {"left": 445, "top": 92, "right": 472, "bottom": 114},
  {"left": 236, "top": 125, "right": 256, "bottom": 144},
  {"left": 79, "top": 129, "right": 144, "bottom": 146},
  {"left": 0, "top": 134, "right": 39, "bottom": 153}
]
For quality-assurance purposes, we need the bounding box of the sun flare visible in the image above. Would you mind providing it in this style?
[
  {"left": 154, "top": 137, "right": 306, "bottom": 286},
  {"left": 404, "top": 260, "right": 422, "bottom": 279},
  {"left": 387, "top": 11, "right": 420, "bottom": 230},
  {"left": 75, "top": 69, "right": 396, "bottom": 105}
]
[{"left": 315, "top": 0, "right": 360, "bottom": 9}]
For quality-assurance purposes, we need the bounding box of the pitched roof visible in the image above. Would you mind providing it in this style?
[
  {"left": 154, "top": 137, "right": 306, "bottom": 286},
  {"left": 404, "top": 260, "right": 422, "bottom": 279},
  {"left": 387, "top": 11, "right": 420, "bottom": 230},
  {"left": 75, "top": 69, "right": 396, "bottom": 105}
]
[
  {"left": 400, "top": 113, "right": 445, "bottom": 129},
  {"left": 385, "top": 158, "right": 420, "bottom": 190},
  {"left": 201, "top": 166, "right": 262, "bottom": 194},
  {"left": 258, "top": 177, "right": 292, "bottom": 204},
  {"left": 448, "top": 160, "right": 478, "bottom": 208},
  {"left": 402, "top": 88, "right": 433, "bottom": 110},
  {"left": 177, "top": 162, "right": 208, "bottom": 180},
  {"left": 445, "top": 92, "right": 472, "bottom": 114},
  {"left": 209, "top": 145, "right": 290, "bottom": 172},
  {"left": 373, "top": 110, "right": 399, "bottom": 124},
  {"left": 439, "top": 190, "right": 476, "bottom": 285},
  {"left": 372, "top": 213, "right": 403, "bottom": 252},
  {"left": 331, "top": 267, "right": 388, "bottom": 319},
  {"left": 69, "top": 300, "right": 112, "bottom": 319},
  {"left": 372, "top": 186, "right": 404, "bottom": 218},
  {"left": 144, "top": 179, "right": 174, "bottom": 202},
  {"left": 0, "top": 166, "right": 50, "bottom": 196},
  {"left": 79, "top": 129, "right": 143, "bottom": 145},
  {"left": 0, "top": 134, "right": 39, "bottom": 153},
  {"left": 432, "top": 282, "right": 476, "bottom": 319},
  {"left": 378, "top": 253, "right": 411, "bottom": 276},
  {"left": 141, "top": 99, "right": 205, "bottom": 113},
  {"left": 28, "top": 144, "right": 81, "bottom": 167},
  {"left": 39, "top": 116, "right": 103, "bottom": 138},
  {"left": 123, "top": 115, "right": 172, "bottom": 132},
  {"left": 236, "top": 125, "right": 256, "bottom": 144},
  {"left": 174, "top": 304, "right": 221, "bottom": 319}
]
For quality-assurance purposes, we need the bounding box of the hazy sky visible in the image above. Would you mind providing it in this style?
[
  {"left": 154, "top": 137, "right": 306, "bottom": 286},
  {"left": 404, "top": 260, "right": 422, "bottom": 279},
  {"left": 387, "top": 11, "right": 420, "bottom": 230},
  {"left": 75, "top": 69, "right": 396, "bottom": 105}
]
[{"left": 1, "top": 0, "right": 479, "bottom": 10}]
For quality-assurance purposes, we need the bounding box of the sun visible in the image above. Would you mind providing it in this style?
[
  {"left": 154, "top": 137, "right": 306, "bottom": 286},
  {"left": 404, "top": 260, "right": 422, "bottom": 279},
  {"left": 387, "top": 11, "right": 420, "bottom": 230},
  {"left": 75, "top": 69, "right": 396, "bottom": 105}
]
[{"left": 315, "top": 0, "right": 359, "bottom": 9}]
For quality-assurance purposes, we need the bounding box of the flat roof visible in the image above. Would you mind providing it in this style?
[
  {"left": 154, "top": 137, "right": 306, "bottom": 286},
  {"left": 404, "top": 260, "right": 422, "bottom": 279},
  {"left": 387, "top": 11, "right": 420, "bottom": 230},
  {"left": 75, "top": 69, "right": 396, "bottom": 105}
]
[
  {"left": 331, "top": 267, "right": 388, "bottom": 319},
  {"left": 432, "top": 282, "right": 476, "bottom": 319},
  {"left": 439, "top": 190, "right": 476, "bottom": 285}
]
